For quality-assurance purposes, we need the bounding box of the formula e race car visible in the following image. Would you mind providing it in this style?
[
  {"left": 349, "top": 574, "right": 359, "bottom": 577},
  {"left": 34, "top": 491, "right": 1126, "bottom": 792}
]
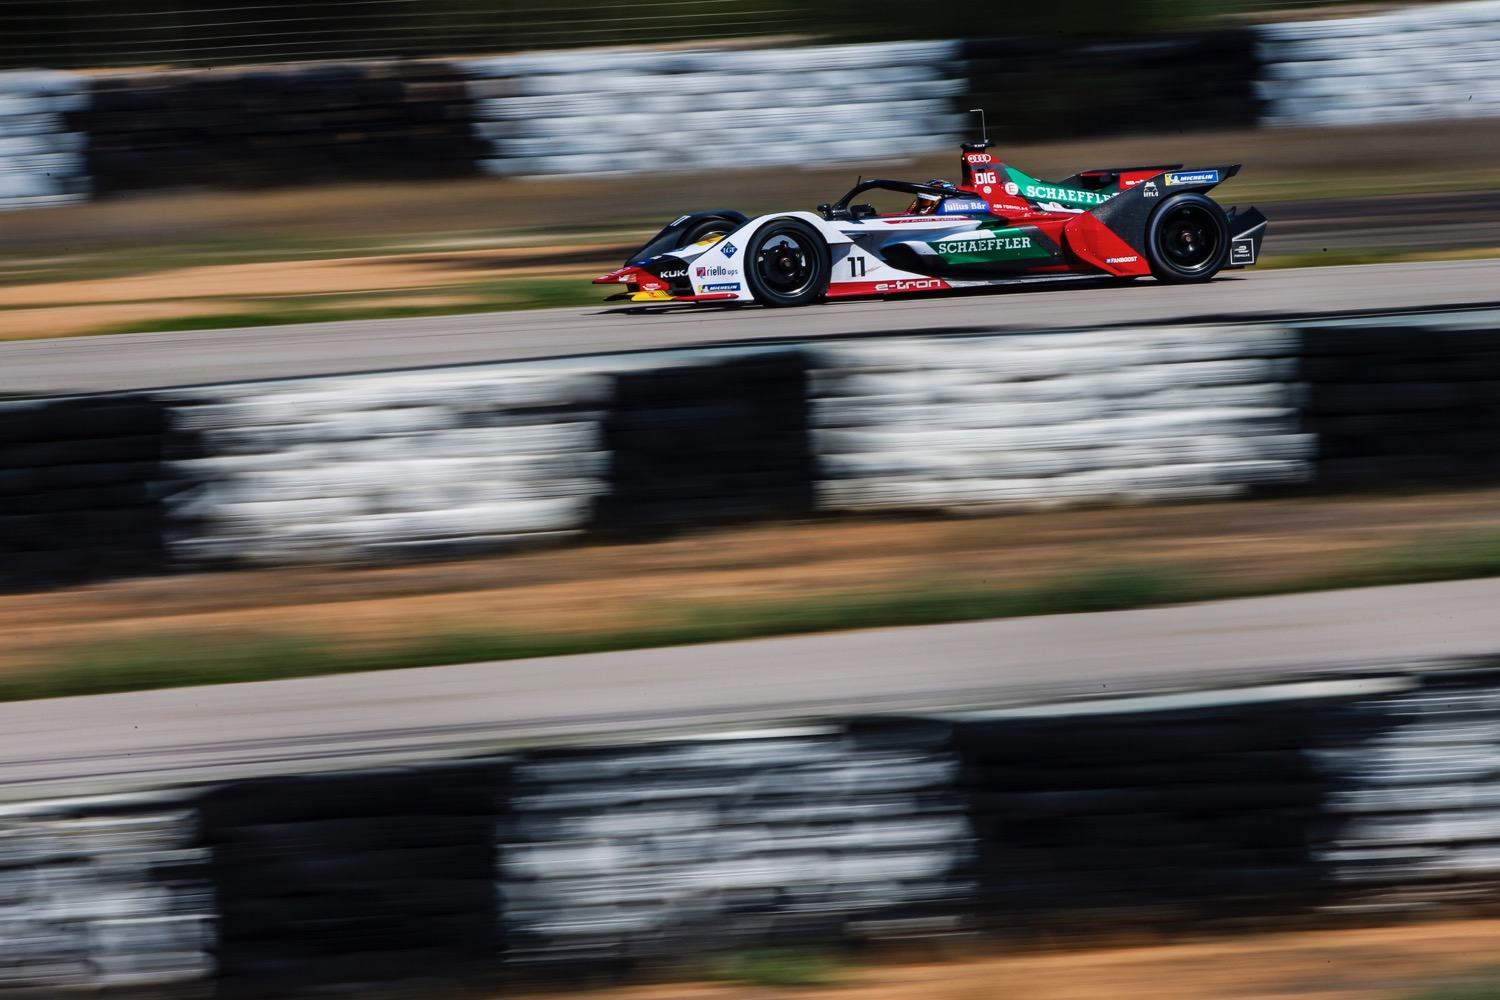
[{"left": 594, "top": 137, "right": 1266, "bottom": 307}]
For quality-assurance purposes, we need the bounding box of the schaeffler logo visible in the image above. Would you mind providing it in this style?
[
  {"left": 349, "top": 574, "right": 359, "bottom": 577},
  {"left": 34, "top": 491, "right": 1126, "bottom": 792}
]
[
  {"left": 1024, "top": 183, "right": 1111, "bottom": 205},
  {"left": 937, "top": 235, "right": 1033, "bottom": 254},
  {"left": 695, "top": 264, "right": 738, "bottom": 278}
]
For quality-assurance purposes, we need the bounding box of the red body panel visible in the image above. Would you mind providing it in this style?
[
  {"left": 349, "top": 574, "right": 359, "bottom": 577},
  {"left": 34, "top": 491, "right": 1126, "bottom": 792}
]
[{"left": 1064, "top": 214, "right": 1153, "bottom": 277}]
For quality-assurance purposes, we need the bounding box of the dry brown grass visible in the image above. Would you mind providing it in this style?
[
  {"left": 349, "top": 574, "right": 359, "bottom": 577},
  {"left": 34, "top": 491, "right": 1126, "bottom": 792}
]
[
  {"left": 505, "top": 920, "right": 1500, "bottom": 1000},
  {"left": 7, "top": 488, "right": 1500, "bottom": 675}
]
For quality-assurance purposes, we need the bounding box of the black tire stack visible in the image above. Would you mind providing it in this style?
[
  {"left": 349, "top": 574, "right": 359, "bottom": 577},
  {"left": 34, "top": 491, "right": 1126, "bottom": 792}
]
[
  {"left": 960, "top": 31, "right": 1259, "bottom": 140},
  {"left": 0, "top": 393, "right": 193, "bottom": 589},
  {"left": 69, "top": 61, "right": 485, "bottom": 193},
  {"left": 943, "top": 700, "right": 1351, "bottom": 934},
  {"left": 1298, "top": 323, "right": 1500, "bottom": 486},
  {"left": 199, "top": 762, "right": 509, "bottom": 999},
  {"left": 598, "top": 353, "right": 816, "bottom": 533}
]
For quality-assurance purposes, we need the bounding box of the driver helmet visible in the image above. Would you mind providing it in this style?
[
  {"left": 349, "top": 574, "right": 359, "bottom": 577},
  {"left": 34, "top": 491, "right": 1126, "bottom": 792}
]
[{"left": 908, "top": 180, "right": 952, "bottom": 215}]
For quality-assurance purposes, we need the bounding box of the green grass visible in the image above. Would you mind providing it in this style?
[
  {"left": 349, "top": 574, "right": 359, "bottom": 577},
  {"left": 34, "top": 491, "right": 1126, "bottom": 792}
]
[
  {"left": 1261, "top": 247, "right": 1500, "bottom": 270},
  {"left": 1401, "top": 966, "right": 1500, "bottom": 1000},
  {"left": 85, "top": 277, "right": 602, "bottom": 335},
  {"left": 10, "top": 528, "right": 1500, "bottom": 704},
  {"left": 708, "top": 948, "right": 844, "bottom": 988}
]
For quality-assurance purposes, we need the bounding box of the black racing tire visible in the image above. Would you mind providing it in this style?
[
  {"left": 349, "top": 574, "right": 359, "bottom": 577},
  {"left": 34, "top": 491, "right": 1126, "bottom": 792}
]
[
  {"left": 745, "top": 219, "right": 830, "bottom": 307},
  {"left": 1146, "top": 192, "right": 1231, "bottom": 284},
  {"left": 683, "top": 216, "right": 735, "bottom": 246}
]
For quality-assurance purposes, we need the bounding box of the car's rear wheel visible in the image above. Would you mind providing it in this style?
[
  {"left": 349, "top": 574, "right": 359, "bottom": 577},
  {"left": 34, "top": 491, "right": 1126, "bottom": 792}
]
[
  {"left": 1146, "top": 193, "right": 1230, "bottom": 283},
  {"left": 746, "top": 219, "right": 829, "bottom": 307}
]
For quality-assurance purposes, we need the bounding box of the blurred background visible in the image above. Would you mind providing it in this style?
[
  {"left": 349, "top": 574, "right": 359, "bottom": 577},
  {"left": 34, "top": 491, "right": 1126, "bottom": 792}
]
[
  {"left": 0, "top": 0, "right": 1392, "bottom": 67},
  {"left": 5, "top": 2, "right": 1500, "bottom": 1000}
]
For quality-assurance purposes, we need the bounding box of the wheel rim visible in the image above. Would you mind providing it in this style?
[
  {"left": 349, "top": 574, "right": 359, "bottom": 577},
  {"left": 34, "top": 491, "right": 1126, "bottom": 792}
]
[
  {"left": 754, "top": 229, "right": 819, "bottom": 298},
  {"left": 1157, "top": 204, "right": 1223, "bottom": 274}
]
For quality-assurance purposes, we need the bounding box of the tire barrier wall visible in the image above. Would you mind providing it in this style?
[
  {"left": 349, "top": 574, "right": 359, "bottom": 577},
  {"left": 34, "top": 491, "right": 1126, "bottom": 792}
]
[
  {"left": 960, "top": 32, "right": 1260, "bottom": 141},
  {"left": 72, "top": 61, "right": 486, "bottom": 194},
  {"left": 598, "top": 352, "right": 815, "bottom": 532},
  {"left": 5, "top": 0, "right": 1500, "bottom": 209},
  {"left": 500, "top": 733, "right": 972, "bottom": 969},
  {"left": 1297, "top": 316, "right": 1500, "bottom": 487},
  {"left": 0, "top": 393, "right": 200, "bottom": 590},
  {"left": 809, "top": 326, "right": 1312, "bottom": 512},
  {"left": 464, "top": 41, "right": 967, "bottom": 178},
  {"left": 0, "top": 70, "right": 91, "bottom": 211},
  {"left": 0, "top": 792, "right": 214, "bottom": 995},
  {"left": 11, "top": 665, "right": 1500, "bottom": 995},
  {"left": 160, "top": 366, "right": 613, "bottom": 566},
  {"left": 200, "top": 762, "right": 508, "bottom": 999},
  {"left": 1254, "top": 0, "right": 1500, "bottom": 127},
  {"left": 7, "top": 311, "right": 1500, "bottom": 584}
]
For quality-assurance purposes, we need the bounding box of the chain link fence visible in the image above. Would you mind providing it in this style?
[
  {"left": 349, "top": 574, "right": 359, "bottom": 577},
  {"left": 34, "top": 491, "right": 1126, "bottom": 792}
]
[
  {"left": 0, "top": 0, "right": 810, "bottom": 69},
  {"left": 0, "top": 0, "right": 1464, "bottom": 71}
]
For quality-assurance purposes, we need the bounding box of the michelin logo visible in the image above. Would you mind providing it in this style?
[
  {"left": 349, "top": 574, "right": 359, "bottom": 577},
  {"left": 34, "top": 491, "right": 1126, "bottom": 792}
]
[
  {"left": 1166, "top": 170, "right": 1220, "bottom": 187},
  {"left": 704, "top": 282, "right": 741, "bottom": 292}
]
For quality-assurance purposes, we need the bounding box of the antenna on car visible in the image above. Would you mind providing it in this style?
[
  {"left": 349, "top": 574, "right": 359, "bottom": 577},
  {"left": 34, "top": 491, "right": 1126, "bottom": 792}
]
[{"left": 964, "top": 109, "right": 992, "bottom": 152}]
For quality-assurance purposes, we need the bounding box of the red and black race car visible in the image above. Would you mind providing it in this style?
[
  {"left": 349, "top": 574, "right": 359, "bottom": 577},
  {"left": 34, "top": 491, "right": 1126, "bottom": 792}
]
[{"left": 595, "top": 137, "right": 1266, "bottom": 307}]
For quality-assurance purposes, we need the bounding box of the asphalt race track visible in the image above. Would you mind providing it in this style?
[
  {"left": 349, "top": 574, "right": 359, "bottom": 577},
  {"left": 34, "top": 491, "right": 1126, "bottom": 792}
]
[
  {"left": 3, "top": 577, "right": 1499, "bottom": 801},
  {"left": 5, "top": 258, "right": 1500, "bottom": 798},
  {"left": 5, "top": 258, "right": 1500, "bottom": 395},
  {"left": 1264, "top": 191, "right": 1500, "bottom": 256}
]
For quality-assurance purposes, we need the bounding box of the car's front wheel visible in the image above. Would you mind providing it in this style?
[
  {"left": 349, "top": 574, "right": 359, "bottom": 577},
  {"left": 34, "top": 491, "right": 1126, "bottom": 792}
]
[
  {"left": 745, "top": 219, "right": 829, "bottom": 307},
  {"left": 1146, "top": 193, "right": 1230, "bottom": 284}
]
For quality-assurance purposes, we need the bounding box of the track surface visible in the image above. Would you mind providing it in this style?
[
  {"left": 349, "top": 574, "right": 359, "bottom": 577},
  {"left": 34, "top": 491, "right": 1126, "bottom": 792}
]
[
  {"left": 5, "top": 258, "right": 1500, "bottom": 394},
  {"left": 4, "top": 577, "right": 1498, "bottom": 801},
  {"left": 1265, "top": 190, "right": 1500, "bottom": 255}
]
